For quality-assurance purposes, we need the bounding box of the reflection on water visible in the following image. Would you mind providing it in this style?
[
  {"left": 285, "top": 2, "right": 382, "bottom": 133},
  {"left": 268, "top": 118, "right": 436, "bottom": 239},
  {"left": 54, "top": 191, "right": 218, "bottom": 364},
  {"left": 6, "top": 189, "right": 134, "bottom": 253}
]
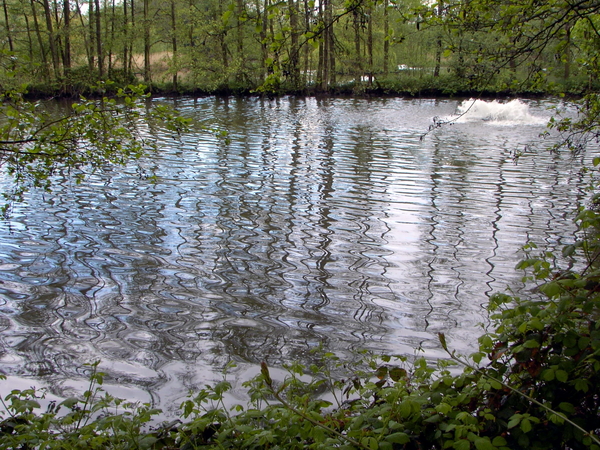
[{"left": 0, "top": 96, "right": 590, "bottom": 413}]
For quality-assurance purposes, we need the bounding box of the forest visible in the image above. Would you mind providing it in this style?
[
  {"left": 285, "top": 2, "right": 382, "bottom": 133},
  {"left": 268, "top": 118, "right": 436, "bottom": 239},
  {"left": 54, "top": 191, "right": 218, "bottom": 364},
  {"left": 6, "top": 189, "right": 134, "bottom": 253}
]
[{"left": 0, "top": 0, "right": 597, "bottom": 95}]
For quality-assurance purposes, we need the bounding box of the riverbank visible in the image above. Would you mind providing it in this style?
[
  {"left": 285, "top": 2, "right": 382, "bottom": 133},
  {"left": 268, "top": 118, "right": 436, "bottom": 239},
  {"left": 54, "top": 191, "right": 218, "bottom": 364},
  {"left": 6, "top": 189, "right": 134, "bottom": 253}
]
[{"left": 20, "top": 71, "right": 595, "bottom": 100}]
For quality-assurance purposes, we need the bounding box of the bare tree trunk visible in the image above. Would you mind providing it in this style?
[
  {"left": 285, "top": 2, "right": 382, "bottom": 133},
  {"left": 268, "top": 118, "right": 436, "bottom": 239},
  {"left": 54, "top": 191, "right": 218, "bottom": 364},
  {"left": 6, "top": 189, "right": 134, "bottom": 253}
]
[
  {"left": 41, "top": 0, "right": 60, "bottom": 78},
  {"left": 564, "top": 25, "right": 571, "bottom": 80},
  {"left": 433, "top": 0, "right": 443, "bottom": 77},
  {"left": 23, "top": 12, "right": 34, "bottom": 63},
  {"left": 2, "top": 0, "right": 14, "bottom": 56},
  {"left": 326, "top": 0, "right": 335, "bottom": 86},
  {"left": 72, "top": 0, "right": 92, "bottom": 71},
  {"left": 30, "top": 0, "right": 49, "bottom": 76},
  {"left": 94, "top": 0, "right": 103, "bottom": 76},
  {"left": 62, "top": 0, "right": 71, "bottom": 74},
  {"left": 52, "top": 0, "right": 65, "bottom": 73},
  {"left": 87, "top": 0, "right": 96, "bottom": 69},
  {"left": 354, "top": 9, "right": 361, "bottom": 81}
]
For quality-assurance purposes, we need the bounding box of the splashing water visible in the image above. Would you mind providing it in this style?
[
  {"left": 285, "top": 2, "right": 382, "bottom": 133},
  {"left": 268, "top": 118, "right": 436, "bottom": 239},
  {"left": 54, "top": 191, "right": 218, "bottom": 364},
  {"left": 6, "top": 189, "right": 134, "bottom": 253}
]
[{"left": 454, "top": 99, "right": 547, "bottom": 125}]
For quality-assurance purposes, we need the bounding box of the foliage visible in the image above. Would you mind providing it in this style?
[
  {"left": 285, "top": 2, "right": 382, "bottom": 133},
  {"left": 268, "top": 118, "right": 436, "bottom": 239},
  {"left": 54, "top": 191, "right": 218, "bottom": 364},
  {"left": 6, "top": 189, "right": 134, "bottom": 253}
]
[
  {"left": 0, "top": 361, "right": 165, "bottom": 450},
  {"left": 0, "top": 83, "right": 190, "bottom": 214}
]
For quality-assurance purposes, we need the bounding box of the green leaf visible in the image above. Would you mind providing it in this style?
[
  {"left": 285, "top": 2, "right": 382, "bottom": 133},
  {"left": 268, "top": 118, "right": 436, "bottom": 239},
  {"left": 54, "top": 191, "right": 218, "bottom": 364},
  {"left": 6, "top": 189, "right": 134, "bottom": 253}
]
[
  {"left": 436, "top": 403, "right": 452, "bottom": 415},
  {"left": 507, "top": 414, "right": 521, "bottom": 429},
  {"left": 60, "top": 397, "right": 81, "bottom": 409},
  {"left": 578, "top": 336, "right": 591, "bottom": 350},
  {"left": 453, "top": 439, "right": 471, "bottom": 450},
  {"left": 474, "top": 437, "right": 495, "bottom": 450},
  {"left": 520, "top": 418, "right": 532, "bottom": 433},
  {"left": 362, "top": 436, "right": 378, "bottom": 450},
  {"left": 389, "top": 367, "right": 407, "bottom": 381},
  {"left": 540, "top": 282, "right": 561, "bottom": 298},
  {"left": 574, "top": 378, "right": 589, "bottom": 392},
  {"left": 559, "top": 402, "right": 575, "bottom": 414},
  {"left": 541, "top": 368, "right": 555, "bottom": 381},
  {"left": 386, "top": 432, "right": 410, "bottom": 444},
  {"left": 523, "top": 339, "right": 540, "bottom": 349},
  {"left": 222, "top": 10, "right": 233, "bottom": 24},
  {"left": 399, "top": 401, "right": 418, "bottom": 418},
  {"left": 555, "top": 370, "right": 568, "bottom": 383},
  {"left": 492, "top": 436, "right": 507, "bottom": 446}
]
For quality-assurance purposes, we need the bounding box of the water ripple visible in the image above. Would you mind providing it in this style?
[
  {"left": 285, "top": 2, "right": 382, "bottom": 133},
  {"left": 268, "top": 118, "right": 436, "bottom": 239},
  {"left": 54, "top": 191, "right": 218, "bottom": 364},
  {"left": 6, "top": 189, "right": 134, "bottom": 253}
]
[{"left": 0, "top": 96, "right": 590, "bottom": 412}]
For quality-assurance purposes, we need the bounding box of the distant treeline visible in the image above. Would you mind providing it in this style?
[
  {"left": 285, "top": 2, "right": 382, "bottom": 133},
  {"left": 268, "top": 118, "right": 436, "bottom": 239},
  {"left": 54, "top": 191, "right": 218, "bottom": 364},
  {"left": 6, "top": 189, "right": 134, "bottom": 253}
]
[{"left": 0, "top": 0, "right": 595, "bottom": 96}]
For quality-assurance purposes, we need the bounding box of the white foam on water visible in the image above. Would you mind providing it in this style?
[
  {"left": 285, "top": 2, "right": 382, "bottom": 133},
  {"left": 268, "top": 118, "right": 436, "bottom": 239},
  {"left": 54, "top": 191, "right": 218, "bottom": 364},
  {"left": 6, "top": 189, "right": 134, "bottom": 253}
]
[{"left": 453, "top": 98, "right": 547, "bottom": 126}]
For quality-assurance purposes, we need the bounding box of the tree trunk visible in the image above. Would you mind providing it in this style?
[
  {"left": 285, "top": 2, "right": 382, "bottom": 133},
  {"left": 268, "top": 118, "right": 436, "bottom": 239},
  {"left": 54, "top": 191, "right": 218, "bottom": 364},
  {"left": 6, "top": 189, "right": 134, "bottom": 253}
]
[
  {"left": 2, "top": 0, "right": 14, "bottom": 57},
  {"left": 41, "top": 0, "right": 60, "bottom": 78},
  {"left": 87, "top": 0, "right": 96, "bottom": 69},
  {"left": 122, "top": 0, "right": 128, "bottom": 75},
  {"left": 72, "top": 0, "right": 91, "bottom": 71},
  {"left": 287, "top": 0, "right": 300, "bottom": 89},
  {"left": 367, "top": 4, "right": 373, "bottom": 84},
  {"left": 62, "top": 0, "right": 71, "bottom": 74},
  {"left": 94, "top": 0, "right": 103, "bottom": 76},
  {"left": 383, "top": 0, "right": 389, "bottom": 76},
  {"left": 52, "top": 0, "right": 65, "bottom": 74},
  {"left": 303, "top": 0, "right": 310, "bottom": 81},
  {"left": 107, "top": 0, "right": 116, "bottom": 75},
  {"left": 170, "top": 0, "right": 178, "bottom": 89},
  {"left": 256, "top": 0, "right": 268, "bottom": 79},
  {"left": 128, "top": 0, "right": 134, "bottom": 74},
  {"left": 236, "top": 0, "right": 244, "bottom": 79},
  {"left": 216, "top": 2, "right": 228, "bottom": 71},
  {"left": 143, "top": 0, "right": 151, "bottom": 83},
  {"left": 30, "top": 0, "right": 49, "bottom": 77},
  {"left": 317, "top": 0, "right": 326, "bottom": 90},
  {"left": 23, "top": 11, "right": 34, "bottom": 63},
  {"left": 326, "top": 0, "right": 335, "bottom": 86},
  {"left": 354, "top": 9, "right": 361, "bottom": 82},
  {"left": 352, "top": 8, "right": 363, "bottom": 83},
  {"left": 564, "top": 25, "right": 571, "bottom": 81},
  {"left": 433, "top": 0, "right": 444, "bottom": 77}
]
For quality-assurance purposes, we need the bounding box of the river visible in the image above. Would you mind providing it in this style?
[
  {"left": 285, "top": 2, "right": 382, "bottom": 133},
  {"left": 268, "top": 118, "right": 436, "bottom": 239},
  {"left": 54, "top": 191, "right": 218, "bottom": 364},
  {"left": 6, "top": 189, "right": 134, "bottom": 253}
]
[{"left": 0, "top": 96, "right": 590, "bottom": 415}]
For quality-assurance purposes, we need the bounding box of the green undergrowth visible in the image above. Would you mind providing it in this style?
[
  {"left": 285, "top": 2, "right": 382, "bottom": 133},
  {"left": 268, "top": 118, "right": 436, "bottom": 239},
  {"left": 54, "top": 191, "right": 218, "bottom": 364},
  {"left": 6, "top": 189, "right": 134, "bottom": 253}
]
[{"left": 3, "top": 199, "right": 600, "bottom": 450}]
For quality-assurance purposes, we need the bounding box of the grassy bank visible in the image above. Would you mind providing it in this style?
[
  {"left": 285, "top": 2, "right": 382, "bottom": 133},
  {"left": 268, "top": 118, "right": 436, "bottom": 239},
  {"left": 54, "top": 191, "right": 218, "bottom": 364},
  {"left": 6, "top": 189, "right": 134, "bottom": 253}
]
[{"left": 20, "top": 69, "right": 597, "bottom": 100}]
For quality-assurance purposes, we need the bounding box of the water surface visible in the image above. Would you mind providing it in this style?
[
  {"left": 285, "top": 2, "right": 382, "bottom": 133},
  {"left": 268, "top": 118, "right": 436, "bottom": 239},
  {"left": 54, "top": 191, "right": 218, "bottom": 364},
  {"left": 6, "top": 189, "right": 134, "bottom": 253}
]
[{"left": 0, "top": 96, "right": 589, "bottom": 413}]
